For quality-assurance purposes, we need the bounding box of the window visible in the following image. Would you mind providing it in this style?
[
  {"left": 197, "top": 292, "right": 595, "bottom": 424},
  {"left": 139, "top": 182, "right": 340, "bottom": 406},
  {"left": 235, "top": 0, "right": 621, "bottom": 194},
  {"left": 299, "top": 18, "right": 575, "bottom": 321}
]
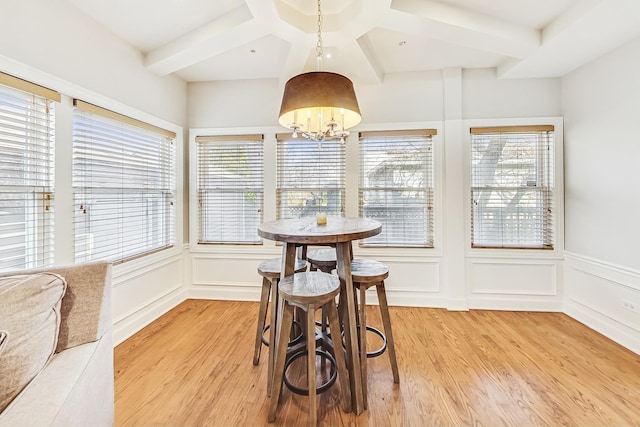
[
  {"left": 0, "top": 74, "right": 59, "bottom": 271},
  {"left": 73, "top": 100, "right": 176, "bottom": 263},
  {"left": 195, "top": 135, "right": 263, "bottom": 244},
  {"left": 470, "top": 125, "right": 554, "bottom": 249},
  {"left": 359, "top": 130, "right": 435, "bottom": 247},
  {"left": 276, "top": 135, "right": 345, "bottom": 219}
]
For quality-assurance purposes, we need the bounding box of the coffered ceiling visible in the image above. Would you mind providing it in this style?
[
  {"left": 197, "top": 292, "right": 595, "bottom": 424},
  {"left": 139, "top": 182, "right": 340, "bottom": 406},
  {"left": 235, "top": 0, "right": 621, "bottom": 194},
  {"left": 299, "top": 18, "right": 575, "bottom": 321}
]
[{"left": 63, "top": 0, "right": 640, "bottom": 84}]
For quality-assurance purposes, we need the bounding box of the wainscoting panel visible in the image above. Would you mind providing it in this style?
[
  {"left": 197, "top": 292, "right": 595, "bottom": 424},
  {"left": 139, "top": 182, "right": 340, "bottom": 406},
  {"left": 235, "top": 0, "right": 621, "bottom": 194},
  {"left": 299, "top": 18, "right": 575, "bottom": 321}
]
[
  {"left": 368, "top": 259, "right": 443, "bottom": 307},
  {"left": 467, "top": 258, "right": 562, "bottom": 311},
  {"left": 112, "top": 254, "right": 187, "bottom": 345},
  {"left": 189, "top": 251, "right": 445, "bottom": 307},
  {"left": 190, "top": 253, "right": 270, "bottom": 301},
  {"left": 564, "top": 252, "right": 640, "bottom": 354}
]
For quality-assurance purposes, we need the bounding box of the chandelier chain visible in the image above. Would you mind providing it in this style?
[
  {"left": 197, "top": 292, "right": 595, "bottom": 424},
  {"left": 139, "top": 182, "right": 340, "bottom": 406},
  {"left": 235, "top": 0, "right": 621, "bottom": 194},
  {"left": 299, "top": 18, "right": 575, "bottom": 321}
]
[{"left": 316, "top": 0, "right": 323, "bottom": 58}]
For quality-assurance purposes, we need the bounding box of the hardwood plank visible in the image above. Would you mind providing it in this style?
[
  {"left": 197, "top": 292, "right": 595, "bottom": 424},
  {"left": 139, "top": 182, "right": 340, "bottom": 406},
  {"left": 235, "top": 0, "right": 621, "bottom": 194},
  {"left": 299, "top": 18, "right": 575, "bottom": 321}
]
[{"left": 114, "top": 300, "right": 640, "bottom": 426}]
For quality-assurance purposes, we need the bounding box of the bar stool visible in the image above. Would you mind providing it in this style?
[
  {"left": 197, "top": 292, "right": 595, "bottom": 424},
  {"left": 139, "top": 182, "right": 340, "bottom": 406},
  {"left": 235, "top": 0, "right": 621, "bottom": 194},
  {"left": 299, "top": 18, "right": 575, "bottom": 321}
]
[
  {"left": 306, "top": 248, "right": 337, "bottom": 273},
  {"left": 254, "top": 257, "right": 307, "bottom": 366},
  {"left": 351, "top": 259, "right": 400, "bottom": 407},
  {"left": 268, "top": 271, "right": 351, "bottom": 426},
  {"left": 306, "top": 247, "right": 339, "bottom": 345}
]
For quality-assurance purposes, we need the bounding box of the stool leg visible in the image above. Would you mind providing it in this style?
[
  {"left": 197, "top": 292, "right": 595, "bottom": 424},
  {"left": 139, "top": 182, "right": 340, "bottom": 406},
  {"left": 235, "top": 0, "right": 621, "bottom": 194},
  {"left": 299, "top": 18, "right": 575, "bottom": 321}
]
[
  {"left": 359, "top": 284, "right": 368, "bottom": 408},
  {"left": 325, "top": 302, "right": 352, "bottom": 413},
  {"left": 320, "top": 307, "right": 327, "bottom": 372},
  {"left": 267, "top": 279, "right": 280, "bottom": 397},
  {"left": 268, "top": 302, "right": 294, "bottom": 423},
  {"left": 253, "top": 277, "right": 272, "bottom": 365},
  {"left": 306, "top": 306, "right": 317, "bottom": 427},
  {"left": 376, "top": 282, "right": 399, "bottom": 383}
]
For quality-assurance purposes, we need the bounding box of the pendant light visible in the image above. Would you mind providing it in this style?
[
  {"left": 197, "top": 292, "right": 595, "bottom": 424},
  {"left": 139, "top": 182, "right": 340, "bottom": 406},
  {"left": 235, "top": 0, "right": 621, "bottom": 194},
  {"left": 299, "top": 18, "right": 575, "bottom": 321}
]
[{"left": 278, "top": 0, "right": 361, "bottom": 143}]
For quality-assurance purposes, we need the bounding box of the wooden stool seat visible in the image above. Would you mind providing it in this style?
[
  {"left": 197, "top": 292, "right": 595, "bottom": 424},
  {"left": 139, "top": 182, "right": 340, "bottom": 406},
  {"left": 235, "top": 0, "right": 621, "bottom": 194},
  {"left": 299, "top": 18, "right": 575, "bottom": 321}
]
[
  {"left": 278, "top": 271, "right": 340, "bottom": 305},
  {"left": 350, "top": 258, "right": 389, "bottom": 284},
  {"left": 351, "top": 259, "right": 399, "bottom": 409},
  {"left": 268, "top": 272, "right": 351, "bottom": 426},
  {"left": 254, "top": 257, "right": 307, "bottom": 367},
  {"left": 258, "top": 257, "right": 307, "bottom": 279},
  {"left": 306, "top": 248, "right": 337, "bottom": 272}
]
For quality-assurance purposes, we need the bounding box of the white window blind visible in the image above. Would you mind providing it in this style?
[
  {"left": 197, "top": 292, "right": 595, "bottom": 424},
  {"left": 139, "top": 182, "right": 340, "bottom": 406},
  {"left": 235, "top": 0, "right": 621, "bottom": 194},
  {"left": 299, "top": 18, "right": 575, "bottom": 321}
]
[
  {"left": 196, "top": 135, "right": 264, "bottom": 244},
  {"left": 73, "top": 100, "right": 176, "bottom": 263},
  {"left": 470, "top": 125, "right": 554, "bottom": 249},
  {"left": 359, "top": 130, "right": 435, "bottom": 247},
  {"left": 276, "top": 135, "right": 345, "bottom": 219},
  {"left": 0, "top": 74, "right": 58, "bottom": 272}
]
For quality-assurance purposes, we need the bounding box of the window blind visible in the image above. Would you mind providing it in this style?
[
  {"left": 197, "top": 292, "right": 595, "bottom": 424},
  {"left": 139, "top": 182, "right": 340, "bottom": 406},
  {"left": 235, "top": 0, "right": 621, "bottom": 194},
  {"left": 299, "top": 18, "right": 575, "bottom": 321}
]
[
  {"left": 196, "top": 135, "right": 264, "bottom": 244},
  {"left": 276, "top": 134, "right": 345, "bottom": 219},
  {"left": 73, "top": 100, "right": 176, "bottom": 263},
  {"left": 0, "top": 77, "right": 57, "bottom": 272},
  {"left": 359, "top": 130, "right": 435, "bottom": 247},
  {"left": 470, "top": 125, "right": 554, "bottom": 249}
]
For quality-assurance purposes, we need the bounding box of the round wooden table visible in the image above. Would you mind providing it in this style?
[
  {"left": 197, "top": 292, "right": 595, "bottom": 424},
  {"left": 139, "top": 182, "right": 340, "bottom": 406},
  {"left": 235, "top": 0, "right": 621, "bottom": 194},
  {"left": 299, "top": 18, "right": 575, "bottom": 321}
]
[{"left": 258, "top": 216, "right": 381, "bottom": 415}]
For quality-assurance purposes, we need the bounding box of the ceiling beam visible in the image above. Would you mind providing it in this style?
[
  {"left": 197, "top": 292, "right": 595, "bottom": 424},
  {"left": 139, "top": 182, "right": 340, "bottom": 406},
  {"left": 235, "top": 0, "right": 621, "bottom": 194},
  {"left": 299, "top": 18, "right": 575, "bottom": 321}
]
[
  {"left": 389, "top": 0, "right": 540, "bottom": 58},
  {"left": 497, "top": 0, "right": 640, "bottom": 78},
  {"left": 145, "top": 3, "right": 264, "bottom": 76},
  {"left": 356, "top": 35, "right": 384, "bottom": 83},
  {"left": 274, "top": 0, "right": 389, "bottom": 84}
]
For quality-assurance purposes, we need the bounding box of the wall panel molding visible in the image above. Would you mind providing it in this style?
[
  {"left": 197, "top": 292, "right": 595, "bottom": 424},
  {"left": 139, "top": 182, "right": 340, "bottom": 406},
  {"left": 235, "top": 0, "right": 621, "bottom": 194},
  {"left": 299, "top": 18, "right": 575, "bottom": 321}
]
[{"left": 564, "top": 251, "right": 640, "bottom": 355}]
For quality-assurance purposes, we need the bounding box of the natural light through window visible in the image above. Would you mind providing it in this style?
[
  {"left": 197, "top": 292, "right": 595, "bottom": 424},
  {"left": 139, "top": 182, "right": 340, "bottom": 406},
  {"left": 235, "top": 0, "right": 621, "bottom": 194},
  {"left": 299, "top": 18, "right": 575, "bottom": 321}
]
[
  {"left": 72, "top": 101, "right": 176, "bottom": 263},
  {"left": 359, "top": 130, "right": 435, "bottom": 247},
  {"left": 195, "top": 135, "right": 264, "bottom": 244},
  {"left": 0, "top": 80, "right": 56, "bottom": 272},
  {"left": 470, "top": 126, "right": 554, "bottom": 249}
]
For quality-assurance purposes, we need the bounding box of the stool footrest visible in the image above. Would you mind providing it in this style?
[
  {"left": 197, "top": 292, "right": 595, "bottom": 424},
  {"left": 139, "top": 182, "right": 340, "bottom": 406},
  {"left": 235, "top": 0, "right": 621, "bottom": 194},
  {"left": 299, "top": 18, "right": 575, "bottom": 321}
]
[
  {"left": 283, "top": 349, "right": 337, "bottom": 396},
  {"left": 363, "top": 325, "right": 387, "bottom": 358},
  {"left": 261, "top": 320, "right": 304, "bottom": 347}
]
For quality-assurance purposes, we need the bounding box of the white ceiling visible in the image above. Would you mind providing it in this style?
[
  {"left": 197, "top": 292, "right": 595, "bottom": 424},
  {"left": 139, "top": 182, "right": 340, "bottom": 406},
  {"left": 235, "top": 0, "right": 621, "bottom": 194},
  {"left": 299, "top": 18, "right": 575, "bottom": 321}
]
[{"left": 64, "top": 0, "right": 640, "bottom": 85}]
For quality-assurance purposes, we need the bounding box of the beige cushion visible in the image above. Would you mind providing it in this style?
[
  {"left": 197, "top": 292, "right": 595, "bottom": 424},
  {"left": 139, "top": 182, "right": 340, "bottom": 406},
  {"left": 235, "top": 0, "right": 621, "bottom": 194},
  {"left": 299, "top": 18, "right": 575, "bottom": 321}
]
[{"left": 0, "top": 273, "right": 67, "bottom": 412}]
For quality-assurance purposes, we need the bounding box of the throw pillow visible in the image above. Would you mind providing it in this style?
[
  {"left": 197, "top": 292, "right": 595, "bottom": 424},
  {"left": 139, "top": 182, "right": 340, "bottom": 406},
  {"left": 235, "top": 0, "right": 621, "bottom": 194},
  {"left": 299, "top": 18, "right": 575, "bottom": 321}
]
[{"left": 0, "top": 273, "right": 67, "bottom": 412}]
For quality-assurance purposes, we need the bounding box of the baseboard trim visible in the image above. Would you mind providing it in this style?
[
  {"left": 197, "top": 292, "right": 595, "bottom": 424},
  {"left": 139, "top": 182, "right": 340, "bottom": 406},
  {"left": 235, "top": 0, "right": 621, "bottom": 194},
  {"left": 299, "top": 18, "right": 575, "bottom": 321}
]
[
  {"left": 188, "top": 284, "right": 262, "bottom": 301},
  {"left": 469, "top": 296, "right": 563, "bottom": 312},
  {"left": 564, "top": 299, "right": 640, "bottom": 355}
]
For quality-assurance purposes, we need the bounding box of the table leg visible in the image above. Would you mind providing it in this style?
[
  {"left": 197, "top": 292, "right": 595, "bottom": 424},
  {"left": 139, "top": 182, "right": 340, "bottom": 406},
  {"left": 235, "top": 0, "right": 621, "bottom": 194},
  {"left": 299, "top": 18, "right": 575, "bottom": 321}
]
[
  {"left": 268, "top": 243, "right": 297, "bottom": 397},
  {"left": 335, "top": 241, "right": 365, "bottom": 415}
]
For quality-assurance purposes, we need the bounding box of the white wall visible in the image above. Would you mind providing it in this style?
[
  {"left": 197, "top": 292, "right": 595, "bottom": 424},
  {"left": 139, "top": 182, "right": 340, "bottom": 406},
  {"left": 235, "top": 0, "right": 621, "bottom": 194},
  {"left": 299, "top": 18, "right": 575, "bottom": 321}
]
[
  {"left": 188, "top": 79, "right": 280, "bottom": 128},
  {"left": 462, "top": 69, "right": 564, "bottom": 311},
  {"left": 187, "top": 70, "right": 445, "bottom": 128},
  {"left": 0, "top": 0, "right": 186, "bottom": 125},
  {"left": 0, "top": 0, "right": 188, "bottom": 345},
  {"left": 562, "top": 35, "right": 640, "bottom": 354},
  {"left": 187, "top": 69, "right": 565, "bottom": 312},
  {"left": 463, "top": 68, "right": 562, "bottom": 119}
]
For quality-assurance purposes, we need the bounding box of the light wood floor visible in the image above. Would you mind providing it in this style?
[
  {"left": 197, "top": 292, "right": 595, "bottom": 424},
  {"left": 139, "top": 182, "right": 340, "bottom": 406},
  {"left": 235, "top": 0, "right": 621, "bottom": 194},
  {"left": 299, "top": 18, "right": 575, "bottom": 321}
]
[{"left": 114, "top": 300, "right": 640, "bottom": 426}]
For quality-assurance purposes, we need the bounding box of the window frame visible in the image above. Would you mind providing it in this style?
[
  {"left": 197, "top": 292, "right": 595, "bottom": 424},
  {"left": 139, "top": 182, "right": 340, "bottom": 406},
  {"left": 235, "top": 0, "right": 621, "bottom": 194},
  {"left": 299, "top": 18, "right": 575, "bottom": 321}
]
[
  {"left": 276, "top": 133, "right": 346, "bottom": 220},
  {"left": 194, "top": 134, "right": 264, "bottom": 245},
  {"left": 72, "top": 100, "right": 177, "bottom": 265},
  {"left": 358, "top": 129, "right": 437, "bottom": 248},
  {"left": 0, "top": 74, "right": 59, "bottom": 272},
  {"left": 464, "top": 118, "right": 564, "bottom": 258}
]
